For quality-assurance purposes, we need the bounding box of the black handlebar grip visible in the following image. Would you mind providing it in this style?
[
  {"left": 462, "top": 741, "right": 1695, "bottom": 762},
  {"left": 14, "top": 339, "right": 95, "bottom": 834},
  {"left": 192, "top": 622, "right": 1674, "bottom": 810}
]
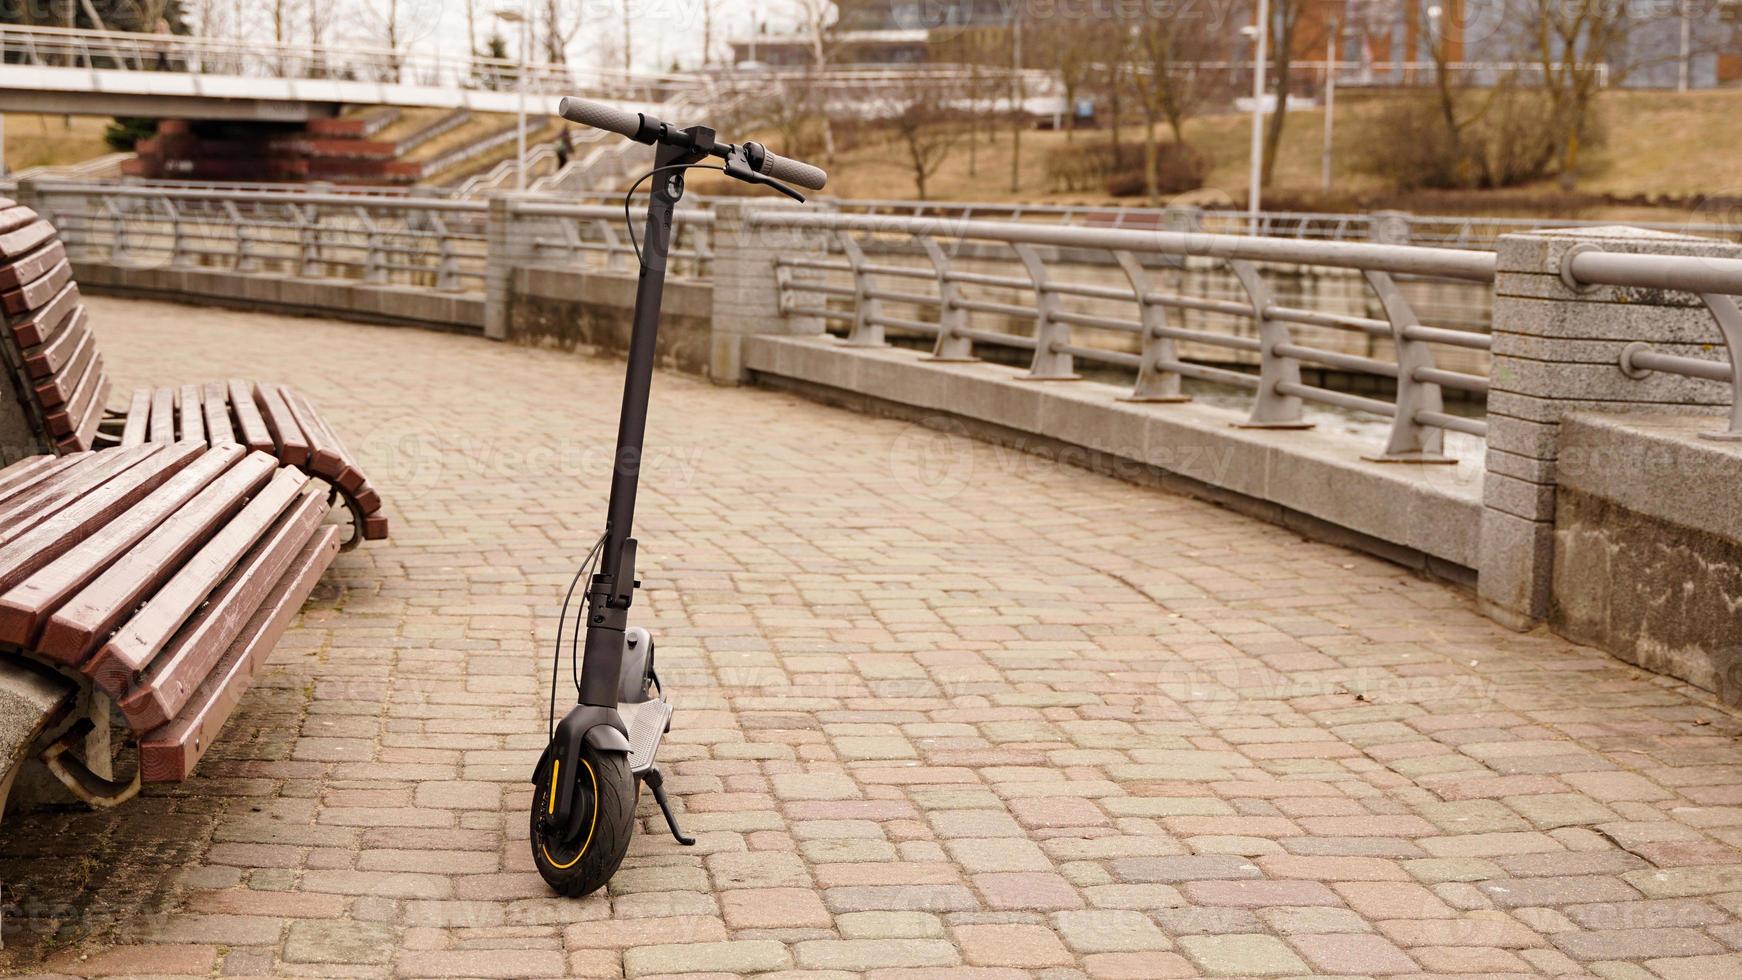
[
  {"left": 754, "top": 147, "right": 828, "bottom": 192},
  {"left": 556, "top": 97, "right": 643, "bottom": 139}
]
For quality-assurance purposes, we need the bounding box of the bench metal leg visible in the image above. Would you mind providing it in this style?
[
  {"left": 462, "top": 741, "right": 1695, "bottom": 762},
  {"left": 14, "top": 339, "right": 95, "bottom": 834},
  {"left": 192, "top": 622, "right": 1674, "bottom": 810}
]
[{"left": 41, "top": 715, "right": 140, "bottom": 809}]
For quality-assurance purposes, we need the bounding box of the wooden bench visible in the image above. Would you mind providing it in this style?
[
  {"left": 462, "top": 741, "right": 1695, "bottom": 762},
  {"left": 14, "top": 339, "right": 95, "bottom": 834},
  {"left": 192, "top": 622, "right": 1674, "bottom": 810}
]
[
  {"left": 0, "top": 200, "right": 388, "bottom": 547},
  {"left": 0, "top": 442, "right": 338, "bottom": 810}
]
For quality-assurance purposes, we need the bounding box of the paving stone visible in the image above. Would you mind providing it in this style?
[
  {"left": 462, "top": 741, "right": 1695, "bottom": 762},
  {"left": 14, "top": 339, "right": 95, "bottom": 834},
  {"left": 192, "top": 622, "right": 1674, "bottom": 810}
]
[
  {"left": 955, "top": 923, "right": 1074, "bottom": 968},
  {"left": 1177, "top": 933, "right": 1310, "bottom": 976},
  {"left": 282, "top": 920, "right": 396, "bottom": 964},
  {"left": 622, "top": 939, "right": 795, "bottom": 977}
]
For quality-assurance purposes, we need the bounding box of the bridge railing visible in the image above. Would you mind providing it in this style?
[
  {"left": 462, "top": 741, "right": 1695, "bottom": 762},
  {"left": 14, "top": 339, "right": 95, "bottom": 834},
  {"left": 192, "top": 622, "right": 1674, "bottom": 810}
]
[
  {"left": 0, "top": 24, "right": 697, "bottom": 101},
  {"left": 753, "top": 211, "right": 1501, "bottom": 461},
  {"left": 24, "top": 182, "right": 712, "bottom": 292}
]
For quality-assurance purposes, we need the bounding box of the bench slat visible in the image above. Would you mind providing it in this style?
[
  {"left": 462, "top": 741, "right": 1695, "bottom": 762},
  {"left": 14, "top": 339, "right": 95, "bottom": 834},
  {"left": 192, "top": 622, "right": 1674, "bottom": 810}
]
[
  {"left": 43, "top": 351, "right": 103, "bottom": 438},
  {"left": 0, "top": 445, "right": 245, "bottom": 648},
  {"left": 21, "top": 306, "right": 88, "bottom": 381},
  {"left": 203, "top": 382, "right": 235, "bottom": 447},
  {"left": 0, "top": 442, "right": 200, "bottom": 592},
  {"left": 0, "top": 220, "right": 56, "bottom": 262},
  {"left": 251, "top": 382, "right": 309, "bottom": 467},
  {"left": 32, "top": 326, "right": 95, "bottom": 409},
  {"left": 33, "top": 451, "right": 274, "bottom": 667},
  {"left": 275, "top": 386, "right": 346, "bottom": 482},
  {"left": 228, "top": 378, "right": 273, "bottom": 453},
  {"left": 41, "top": 346, "right": 99, "bottom": 435},
  {"left": 0, "top": 204, "right": 36, "bottom": 237},
  {"left": 1, "top": 258, "right": 72, "bottom": 316},
  {"left": 120, "top": 483, "right": 329, "bottom": 730},
  {"left": 54, "top": 375, "right": 109, "bottom": 453},
  {"left": 0, "top": 454, "right": 63, "bottom": 501},
  {"left": 0, "top": 452, "right": 99, "bottom": 522},
  {"left": 178, "top": 383, "right": 205, "bottom": 446},
  {"left": 0, "top": 240, "right": 68, "bottom": 291},
  {"left": 0, "top": 445, "right": 156, "bottom": 543},
  {"left": 9, "top": 283, "right": 81, "bottom": 349},
  {"left": 120, "top": 388, "right": 151, "bottom": 447},
  {"left": 84, "top": 465, "right": 305, "bottom": 697},
  {"left": 148, "top": 387, "right": 175, "bottom": 444},
  {"left": 137, "top": 526, "right": 339, "bottom": 783}
]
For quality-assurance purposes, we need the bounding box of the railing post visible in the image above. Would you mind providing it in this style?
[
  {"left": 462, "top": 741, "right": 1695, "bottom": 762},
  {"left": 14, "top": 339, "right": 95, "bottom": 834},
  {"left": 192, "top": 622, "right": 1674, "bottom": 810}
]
[
  {"left": 224, "top": 201, "right": 251, "bottom": 271},
  {"left": 1114, "top": 251, "right": 1188, "bottom": 403},
  {"left": 1480, "top": 226, "right": 1742, "bottom": 630},
  {"left": 295, "top": 204, "right": 320, "bottom": 278},
  {"left": 1363, "top": 269, "right": 1452, "bottom": 462},
  {"left": 920, "top": 237, "right": 972, "bottom": 362},
  {"left": 430, "top": 212, "right": 460, "bottom": 291},
  {"left": 165, "top": 198, "right": 186, "bottom": 266},
  {"left": 484, "top": 193, "right": 519, "bottom": 341},
  {"left": 837, "top": 230, "right": 883, "bottom": 348},
  {"left": 1012, "top": 243, "right": 1077, "bottom": 380},
  {"left": 1228, "top": 259, "right": 1311, "bottom": 428},
  {"left": 356, "top": 207, "right": 384, "bottom": 284},
  {"left": 598, "top": 217, "right": 626, "bottom": 271}
]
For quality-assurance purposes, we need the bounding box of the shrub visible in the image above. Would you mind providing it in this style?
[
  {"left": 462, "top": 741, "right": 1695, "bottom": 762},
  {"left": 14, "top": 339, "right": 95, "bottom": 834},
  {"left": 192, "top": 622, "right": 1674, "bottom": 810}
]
[
  {"left": 1356, "top": 87, "right": 1603, "bottom": 191},
  {"left": 1107, "top": 142, "right": 1209, "bottom": 198},
  {"left": 104, "top": 117, "right": 157, "bottom": 152},
  {"left": 1043, "top": 140, "right": 1137, "bottom": 193}
]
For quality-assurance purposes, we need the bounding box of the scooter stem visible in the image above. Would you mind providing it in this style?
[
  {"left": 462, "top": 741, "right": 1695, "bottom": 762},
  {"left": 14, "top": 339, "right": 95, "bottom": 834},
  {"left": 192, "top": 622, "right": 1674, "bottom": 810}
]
[{"left": 577, "top": 136, "right": 705, "bottom": 708}]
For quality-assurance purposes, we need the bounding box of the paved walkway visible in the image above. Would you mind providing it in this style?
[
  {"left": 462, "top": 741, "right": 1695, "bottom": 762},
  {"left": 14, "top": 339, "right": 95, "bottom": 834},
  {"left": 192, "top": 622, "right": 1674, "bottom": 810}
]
[{"left": 4, "top": 297, "right": 1742, "bottom": 979}]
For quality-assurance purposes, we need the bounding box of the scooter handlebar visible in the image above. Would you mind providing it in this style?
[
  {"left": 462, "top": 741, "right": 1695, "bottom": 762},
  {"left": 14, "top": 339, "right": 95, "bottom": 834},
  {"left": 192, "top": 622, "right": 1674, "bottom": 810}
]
[
  {"left": 556, "top": 96, "right": 644, "bottom": 139},
  {"left": 749, "top": 144, "right": 828, "bottom": 192}
]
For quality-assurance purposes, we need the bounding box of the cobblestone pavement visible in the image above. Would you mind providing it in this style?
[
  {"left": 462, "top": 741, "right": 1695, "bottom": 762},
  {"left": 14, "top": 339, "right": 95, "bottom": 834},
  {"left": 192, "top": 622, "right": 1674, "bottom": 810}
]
[{"left": 4, "top": 296, "right": 1742, "bottom": 979}]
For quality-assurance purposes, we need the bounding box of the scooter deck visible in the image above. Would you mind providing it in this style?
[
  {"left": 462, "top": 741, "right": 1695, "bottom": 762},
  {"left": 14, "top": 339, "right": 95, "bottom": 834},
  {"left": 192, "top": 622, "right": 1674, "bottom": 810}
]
[{"left": 619, "top": 696, "right": 671, "bottom": 775}]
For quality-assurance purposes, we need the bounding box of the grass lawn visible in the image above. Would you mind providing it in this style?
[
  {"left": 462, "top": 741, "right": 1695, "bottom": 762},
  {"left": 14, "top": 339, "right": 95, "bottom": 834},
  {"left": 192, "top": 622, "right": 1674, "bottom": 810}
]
[{"left": 4, "top": 113, "right": 114, "bottom": 172}]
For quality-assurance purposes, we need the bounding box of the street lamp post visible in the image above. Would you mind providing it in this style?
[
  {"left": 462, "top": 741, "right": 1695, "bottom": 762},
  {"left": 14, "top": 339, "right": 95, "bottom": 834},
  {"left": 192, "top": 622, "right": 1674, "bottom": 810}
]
[
  {"left": 1322, "top": 16, "right": 1339, "bottom": 194},
  {"left": 1244, "top": 0, "right": 1270, "bottom": 235},
  {"left": 496, "top": 5, "right": 531, "bottom": 192}
]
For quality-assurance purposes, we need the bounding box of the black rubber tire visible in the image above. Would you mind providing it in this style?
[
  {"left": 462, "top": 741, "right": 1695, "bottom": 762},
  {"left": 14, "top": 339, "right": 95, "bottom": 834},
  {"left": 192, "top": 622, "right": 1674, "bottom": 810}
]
[{"left": 530, "top": 744, "right": 635, "bottom": 897}]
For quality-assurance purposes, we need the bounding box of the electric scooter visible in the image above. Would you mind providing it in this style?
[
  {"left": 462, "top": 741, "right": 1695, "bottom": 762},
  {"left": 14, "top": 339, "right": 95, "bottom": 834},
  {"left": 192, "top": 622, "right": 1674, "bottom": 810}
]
[{"left": 531, "top": 96, "right": 827, "bottom": 897}]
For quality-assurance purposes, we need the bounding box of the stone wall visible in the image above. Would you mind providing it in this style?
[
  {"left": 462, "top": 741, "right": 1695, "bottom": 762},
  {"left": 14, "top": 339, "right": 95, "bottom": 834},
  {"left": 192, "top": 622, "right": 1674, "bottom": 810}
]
[
  {"left": 505, "top": 265, "right": 715, "bottom": 377},
  {"left": 1551, "top": 413, "right": 1742, "bottom": 705}
]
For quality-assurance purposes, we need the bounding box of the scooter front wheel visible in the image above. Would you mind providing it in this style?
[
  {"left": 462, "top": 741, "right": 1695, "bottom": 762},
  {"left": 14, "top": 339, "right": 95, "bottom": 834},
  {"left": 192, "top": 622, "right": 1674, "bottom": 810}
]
[{"left": 530, "top": 743, "right": 635, "bottom": 896}]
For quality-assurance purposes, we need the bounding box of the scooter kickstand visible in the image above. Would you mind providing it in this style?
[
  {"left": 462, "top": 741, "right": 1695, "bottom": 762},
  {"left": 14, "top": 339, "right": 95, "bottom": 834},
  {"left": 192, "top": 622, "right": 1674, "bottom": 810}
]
[{"left": 642, "top": 768, "right": 695, "bottom": 846}]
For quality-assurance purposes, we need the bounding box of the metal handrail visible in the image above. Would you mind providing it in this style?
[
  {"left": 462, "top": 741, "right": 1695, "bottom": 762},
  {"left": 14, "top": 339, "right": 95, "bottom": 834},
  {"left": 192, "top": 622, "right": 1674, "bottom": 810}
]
[
  {"left": 1569, "top": 250, "right": 1742, "bottom": 440},
  {"left": 758, "top": 210, "right": 1493, "bottom": 461}
]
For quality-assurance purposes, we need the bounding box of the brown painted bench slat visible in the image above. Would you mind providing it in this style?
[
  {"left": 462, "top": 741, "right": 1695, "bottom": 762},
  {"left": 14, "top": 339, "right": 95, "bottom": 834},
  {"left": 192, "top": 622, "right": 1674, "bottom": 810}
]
[
  {"left": 138, "top": 526, "right": 339, "bottom": 782},
  {"left": 0, "top": 204, "right": 37, "bottom": 237},
  {"left": 119, "top": 387, "right": 151, "bottom": 447},
  {"left": 0, "top": 445, "right": 246, "bottom": 648},
  {"left": 121, "top": 483, "right": 330, "bottom": 730},
  {"left": 177, "top": 384, "right": 206, "bottom": 446},
  {"left": 21, "top": 307, "right": 87, "bottom": 381},
  {"left": 0, "top": 219, "right": 56, "bottom": 262},
  {"left": 8, "top": 281, "right": 80, "bottom": 350},
  {"left": 1, "top": 258, "right": 70, "bottom": 316},
  {"left": 0, "top": 444, "right": 338, "bottom": 786},
  {"left": 85, "top": 466, "right": 306, "bottom": 698},
  {"left": 148, "top": 386, "right": 175, "bottom": 443},
  {"left": 203, "top": 382, "right": 235, "bottom": 446},
  {"left": 32, "top": 325, "right": 95, "bottom": 409},
  {"left": 228, "top": 378, "right": 273, "bottom": 454},
  {"left": 33, "top": 452, "right": 275, "bottom": 666},
  {"left": 0, "top": 240, "right": 67, "bottom": 291}
]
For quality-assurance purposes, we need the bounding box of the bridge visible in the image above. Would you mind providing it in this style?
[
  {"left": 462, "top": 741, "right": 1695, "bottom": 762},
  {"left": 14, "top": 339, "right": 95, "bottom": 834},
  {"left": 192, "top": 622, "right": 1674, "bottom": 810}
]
[
  {"left": 0, "top": 24, "right": 696, "bottom": 120},
  {"left": 2, "top": 183, "right": 1741, "bottom": 974}
]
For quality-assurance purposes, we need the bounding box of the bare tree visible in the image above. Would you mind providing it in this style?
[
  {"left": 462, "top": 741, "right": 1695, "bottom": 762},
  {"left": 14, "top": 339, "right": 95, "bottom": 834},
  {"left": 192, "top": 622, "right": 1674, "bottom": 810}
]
[
  {"left": 541, "top": 0, "right": 584, "bottom": 67},
  {"left": 789, "top": 0, "right": 839, "bottom": 165},
  {"left": 889, "top": 81, "right": 964, "bottom": 201},
  {"left": 698, "top": 0, "right": 722, "bottom": 67},
  {"left": 1131, "top": 16, "right": 1221, "bottom": 204},
  {"left": 1260, "top": 0, "right": 1315, "bottom": 187}
]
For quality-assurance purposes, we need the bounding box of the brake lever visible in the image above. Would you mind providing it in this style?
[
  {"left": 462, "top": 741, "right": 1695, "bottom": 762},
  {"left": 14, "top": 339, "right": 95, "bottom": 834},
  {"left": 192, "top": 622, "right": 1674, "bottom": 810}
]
[{"left": 723, "top": 149, "right": 806, "bottom": 202}]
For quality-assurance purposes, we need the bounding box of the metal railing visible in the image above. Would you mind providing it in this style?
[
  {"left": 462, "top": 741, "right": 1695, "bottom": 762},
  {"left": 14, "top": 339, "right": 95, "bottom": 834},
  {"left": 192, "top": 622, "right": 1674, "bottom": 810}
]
[
  {"left": 1568, "top": 248, "right": 1742, "bottom": 440},
  {"left": 26, "top": 182, "right": 712, "bottom": 292},
  {"left": 756, "top": 212, "right": 1507, "bottom": 460},
  {"left": 0, "top": 24, "right": 696, "bottom": 102}
]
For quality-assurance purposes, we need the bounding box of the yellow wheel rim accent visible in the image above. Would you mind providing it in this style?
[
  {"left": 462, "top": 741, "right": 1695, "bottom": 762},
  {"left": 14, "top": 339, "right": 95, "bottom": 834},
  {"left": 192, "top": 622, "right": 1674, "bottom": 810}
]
[{"left": 541, "top": 757, "right": 598, "bottom": 870}]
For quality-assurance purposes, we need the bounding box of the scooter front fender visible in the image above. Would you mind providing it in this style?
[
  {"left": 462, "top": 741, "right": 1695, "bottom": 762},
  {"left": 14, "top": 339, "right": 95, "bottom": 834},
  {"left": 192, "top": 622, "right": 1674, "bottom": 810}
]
[{"left": 538, "top": 704, "right": 630, "bottom": 844}]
